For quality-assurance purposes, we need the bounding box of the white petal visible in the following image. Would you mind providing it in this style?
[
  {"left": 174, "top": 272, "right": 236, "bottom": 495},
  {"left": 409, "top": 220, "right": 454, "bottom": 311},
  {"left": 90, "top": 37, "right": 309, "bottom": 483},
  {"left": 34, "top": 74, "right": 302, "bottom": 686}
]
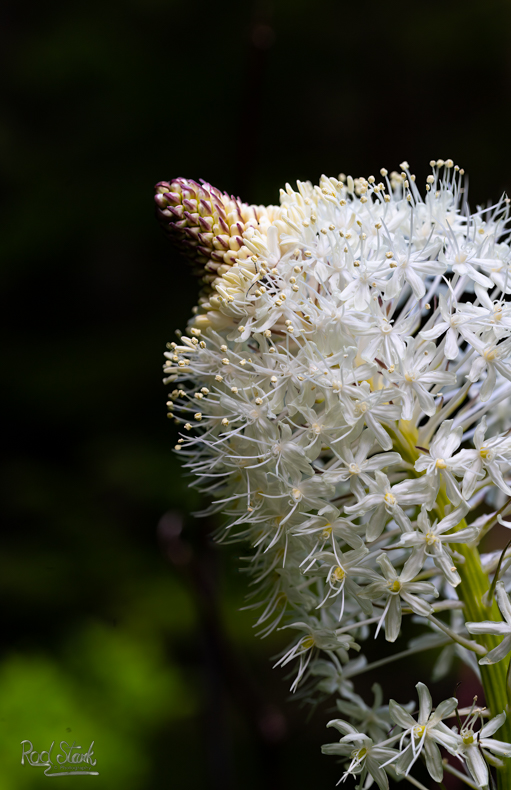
[
  {"left": 496, "top": 582, "right": 511, "bottom": 625},
  {"left": 420, "top": 322, "right": 449, "bottom": 341},
  {"left": 389, "top": 700, "right": 416, "bottom": 730},
  {"left": 385, "top": 596, "right": 402, "bottom": 642},
  {"left": 413, "top": 383, "right": 436, "bottom": 416},
  {"left": 465, "top": 744, "right": 489, "bottom": 787},
  {"left": 480, "top": 364, "right": 497, "bottom": 401},
  {"left": 416, "top": 682, "right": 432, "bottom": 723},
  {"left": 445, "top": 327, "right": 459, "bottom": 359},
  {"left": 405, "top": 266, "right": 426, "bottom": 299},
  {"left": 466, "top": 621, "right": 511, "bottom": 637},
  {"left": 429, "top": 697, "right": 457, "bottom": 727},
  {"left": 423, "top": 739, "right": 444, "bottom": 782},
  {"left": 479, "top": 636, "right": 511, "bottom": 665},
  {"left": 480, "top": 712, "right": 506, "bottom": 739}
]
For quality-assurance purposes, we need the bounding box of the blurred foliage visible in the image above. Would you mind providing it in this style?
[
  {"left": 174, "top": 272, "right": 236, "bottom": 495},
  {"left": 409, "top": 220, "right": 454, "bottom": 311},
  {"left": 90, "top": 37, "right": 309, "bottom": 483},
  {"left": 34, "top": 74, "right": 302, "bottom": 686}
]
[{"left": 2, "top": 0, "right": 511, "bottom": 787}]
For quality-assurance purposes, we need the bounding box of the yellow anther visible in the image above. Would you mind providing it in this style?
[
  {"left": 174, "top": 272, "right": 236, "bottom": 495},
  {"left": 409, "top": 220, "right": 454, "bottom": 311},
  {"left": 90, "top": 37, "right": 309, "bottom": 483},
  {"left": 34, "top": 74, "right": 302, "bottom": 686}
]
[{"left": 331, "top": 566, "right": 346, "bottom": 582}]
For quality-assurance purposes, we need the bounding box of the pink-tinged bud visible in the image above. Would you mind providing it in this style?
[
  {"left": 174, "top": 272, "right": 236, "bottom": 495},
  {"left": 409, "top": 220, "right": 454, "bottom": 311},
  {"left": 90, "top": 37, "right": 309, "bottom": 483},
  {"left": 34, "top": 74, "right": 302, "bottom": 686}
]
[
  {"left": 184, "top": 227, "right": 201, "bottom": 242},
  {"left": 198, "top": 233, "right": 214, "bottom": 246},
  {"left": 209, "top": 186, "right": 223, "bottom": 200},
  {"left": 180, "top": 182, "right": 199, "bottom": 198},
  {"left": 155, "top": 181, "right": 171, "bottom": 193},
  {"left": 155, "top": 191, "right": 183, "bottom": 209},
  {"left": 168, "top": 205, "right": 185, "bottom": 219},
  {"left": 154, "top": 176, "right": 271, "bottom": 294},
  {"left": 217, "top": 217, "right": 228, "bottom": 235},
  {"left": 204, "top": 261, "right": 220, "bottom": 272},
  {"left": 223, "top": 250, "right": 238, "bottom": 265},
  {"left": 198, "top": 216, "right": 213, "bottom": 232},
  {"left": 156, "top": 207, "right": 172, "bottom": 220},
  {"left": 154, "top": 193, "right": 169, "bottom": 209},
  {"left": 213, "top": 202, "right": 227, "bottom": 219},
  {"left": 213, "top": 235, "right": 230, "bottom": 250},
  {"left": 166, "top": 192, "right": 182, "bottom": 206}
]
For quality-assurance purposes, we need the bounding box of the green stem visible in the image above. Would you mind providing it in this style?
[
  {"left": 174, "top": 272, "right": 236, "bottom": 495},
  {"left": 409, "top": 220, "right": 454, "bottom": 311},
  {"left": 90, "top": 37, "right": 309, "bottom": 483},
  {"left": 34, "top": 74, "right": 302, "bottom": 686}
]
[
  {"left": 452, "top": 519, "right": 511, "bottom": 789},
  {"left": 395, "top": 426, "right": 511, "bottom": 788}
]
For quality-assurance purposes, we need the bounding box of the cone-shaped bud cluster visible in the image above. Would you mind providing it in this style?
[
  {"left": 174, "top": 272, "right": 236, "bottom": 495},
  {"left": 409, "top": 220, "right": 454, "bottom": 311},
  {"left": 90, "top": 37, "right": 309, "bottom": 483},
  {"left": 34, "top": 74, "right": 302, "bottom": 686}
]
[{"left": 154, "top": 177, "right": 276, "bottom": 290}]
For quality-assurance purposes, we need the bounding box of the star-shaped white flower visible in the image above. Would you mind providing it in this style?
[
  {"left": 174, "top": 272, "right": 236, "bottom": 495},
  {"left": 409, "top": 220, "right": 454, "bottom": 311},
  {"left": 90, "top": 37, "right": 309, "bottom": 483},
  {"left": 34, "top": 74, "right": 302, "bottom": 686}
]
[
  {"left": 458, "top": 416, "right": 511, "bottom": 500},
  {"left": 414, "top": 419, "right": 466, "bottom": 506},
  {"left": 399, "top": 505, "right": 475, "bottom": 586},
  {"left": 359, "top": 553, "right": 437, "bottom": 642},
  {"left": 386, "top": 682, "right": 457, "bottom": 782},
  {"left": 435, "top": 709, "right": 511, "bottom": 790},
  {"left": 322, "top": 720, "right": 397, "bottom": 790}
]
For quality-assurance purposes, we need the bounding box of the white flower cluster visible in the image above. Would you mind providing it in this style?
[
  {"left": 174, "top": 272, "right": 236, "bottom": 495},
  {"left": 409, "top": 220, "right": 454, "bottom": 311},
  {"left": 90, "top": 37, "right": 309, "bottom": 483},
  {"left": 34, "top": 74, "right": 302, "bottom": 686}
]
[
  {"left": 157, "top": 160, "right": 511, "bottom": 788},
  {"left": 324, "top": 684, "right": 511, "bottom": 790}
]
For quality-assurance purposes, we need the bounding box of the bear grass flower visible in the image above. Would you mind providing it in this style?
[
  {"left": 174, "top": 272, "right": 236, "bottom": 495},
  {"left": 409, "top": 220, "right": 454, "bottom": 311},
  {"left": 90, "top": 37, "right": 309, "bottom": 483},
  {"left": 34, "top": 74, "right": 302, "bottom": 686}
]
[
  {"left": 386, "top": 682, "right": 458, "bottom": 782},
  {"left": 397, "top": 504, "right": 477, "bottom": 586},
  {"left": 156, "top": 160, "right": 511, "bottom": 788},
  {"left": 321, "top": 719, "right": 398, "bottom": 790},
  {"left": 435, "top": 706, "right": 511, "bottom": 790}
]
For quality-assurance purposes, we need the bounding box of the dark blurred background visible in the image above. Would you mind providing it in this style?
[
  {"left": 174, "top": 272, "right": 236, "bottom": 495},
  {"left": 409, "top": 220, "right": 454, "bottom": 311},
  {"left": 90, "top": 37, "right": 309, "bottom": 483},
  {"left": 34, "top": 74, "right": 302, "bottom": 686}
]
[{"left": 2, "top": 0, "right": 511, "bottom": 787}]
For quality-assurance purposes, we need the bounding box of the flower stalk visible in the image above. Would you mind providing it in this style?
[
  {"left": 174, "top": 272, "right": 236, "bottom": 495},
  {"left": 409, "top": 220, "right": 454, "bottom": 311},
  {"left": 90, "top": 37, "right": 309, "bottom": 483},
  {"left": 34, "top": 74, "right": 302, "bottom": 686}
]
[{"left": 455, "top": 534, "right": 511, "bottom": 789}]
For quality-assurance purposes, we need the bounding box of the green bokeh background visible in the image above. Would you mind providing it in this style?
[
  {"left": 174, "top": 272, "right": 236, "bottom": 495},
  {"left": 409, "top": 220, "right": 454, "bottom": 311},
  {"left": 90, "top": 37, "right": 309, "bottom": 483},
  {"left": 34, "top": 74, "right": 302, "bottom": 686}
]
[{"left": 2, "top": 1, "right": 511, "bottom": 787}]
